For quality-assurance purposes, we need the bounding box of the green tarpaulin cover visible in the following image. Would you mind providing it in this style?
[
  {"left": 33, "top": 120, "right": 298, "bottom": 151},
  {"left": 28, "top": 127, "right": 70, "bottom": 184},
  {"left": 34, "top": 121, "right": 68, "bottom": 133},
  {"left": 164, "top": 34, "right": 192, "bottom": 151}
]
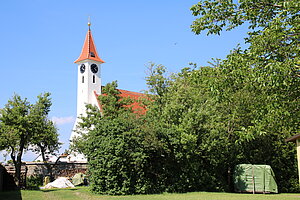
[{"left": 234, "top": 164, "right": 278, "bottom": 193}]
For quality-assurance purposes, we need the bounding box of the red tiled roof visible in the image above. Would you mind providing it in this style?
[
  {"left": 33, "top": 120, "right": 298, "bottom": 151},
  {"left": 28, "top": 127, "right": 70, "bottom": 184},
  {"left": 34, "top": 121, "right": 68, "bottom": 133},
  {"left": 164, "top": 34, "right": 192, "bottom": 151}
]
[
  {"left": 74, "top": 28, "right": 105, "bottom": 63},
  {"left": 94, "top": 89, "right": 147, "bottom": 114},
  {"left": 118, "top": 89, "right": 147, "bottom": 114}
]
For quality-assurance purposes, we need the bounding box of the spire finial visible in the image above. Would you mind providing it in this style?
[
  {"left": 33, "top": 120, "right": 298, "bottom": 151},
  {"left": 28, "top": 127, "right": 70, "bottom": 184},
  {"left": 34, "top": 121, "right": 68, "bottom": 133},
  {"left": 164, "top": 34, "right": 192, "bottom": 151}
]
[{"left": 88, "top": 16, "right": 91, "bottom": 29}]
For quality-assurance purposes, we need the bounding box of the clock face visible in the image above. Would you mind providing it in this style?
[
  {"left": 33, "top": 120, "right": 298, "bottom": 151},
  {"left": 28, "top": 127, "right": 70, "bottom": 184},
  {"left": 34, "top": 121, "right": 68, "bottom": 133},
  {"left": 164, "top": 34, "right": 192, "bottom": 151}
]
[
  {"left": 80, "top": 64, "right": 85, "bottom": 73},
  {"left": 91, "top": 64, "right": 98, "bottom": 73}
]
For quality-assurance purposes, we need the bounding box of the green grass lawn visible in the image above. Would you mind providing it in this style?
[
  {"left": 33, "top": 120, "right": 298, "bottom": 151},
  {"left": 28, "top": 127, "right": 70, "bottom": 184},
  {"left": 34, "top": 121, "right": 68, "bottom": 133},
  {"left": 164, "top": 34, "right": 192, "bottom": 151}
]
[{"left": 1, "top": 187, "right": 300, "bottom": 200}]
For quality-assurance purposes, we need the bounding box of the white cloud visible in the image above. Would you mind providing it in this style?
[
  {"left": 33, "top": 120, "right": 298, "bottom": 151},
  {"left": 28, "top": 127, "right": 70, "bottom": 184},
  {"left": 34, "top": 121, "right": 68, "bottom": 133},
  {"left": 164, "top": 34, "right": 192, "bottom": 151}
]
[{"left": 51, "top": 116, "right": 75, "bottom": 125}]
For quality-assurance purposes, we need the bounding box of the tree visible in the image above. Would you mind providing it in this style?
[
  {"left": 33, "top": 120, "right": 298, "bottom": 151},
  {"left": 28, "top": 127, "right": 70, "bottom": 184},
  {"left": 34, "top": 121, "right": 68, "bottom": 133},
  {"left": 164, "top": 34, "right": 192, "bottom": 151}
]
[
  {"left": 73, "top": 82, "right": 155, "bottom": 195},
  {"left": 190, "top": 0, "right": 299, "bottom": 191},
  {"left": 30, "top": 93, "right": 61, "bottom": 180},
  {"left": 72, "top": 1, "right": 299, "bottom": 193},
  {"left": 145, "top": 64, "right": 233, "bottom": 192},
  {"left": 144, "top": 54, "right": 298, "bottom": 191},
  {"left": 0, "top": 95, "right": 31, "bottom": 187},
  {"left": 0, "top": 93, "right": 59, "bottom": 187}
]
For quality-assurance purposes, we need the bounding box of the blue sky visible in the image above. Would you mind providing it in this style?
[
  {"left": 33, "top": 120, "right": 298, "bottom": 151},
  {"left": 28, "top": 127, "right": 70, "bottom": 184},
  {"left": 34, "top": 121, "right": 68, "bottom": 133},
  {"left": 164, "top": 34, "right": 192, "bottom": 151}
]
[{"left": 0, "top": 0, "right": 248, "bottom": 162}]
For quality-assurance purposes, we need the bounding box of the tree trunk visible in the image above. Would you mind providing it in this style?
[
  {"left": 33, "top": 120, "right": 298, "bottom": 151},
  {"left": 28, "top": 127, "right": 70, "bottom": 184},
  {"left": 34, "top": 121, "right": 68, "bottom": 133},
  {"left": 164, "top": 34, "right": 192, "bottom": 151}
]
[
  {"left": 14, "top": 150, "right": 24, "bottom": 188},
  {"left": 13, "top": 139, "right": 26, "bottom": 188},
  {"left": 10, "top": 147, "right": 19, "bottom": 188},
  {"left": 40, "top": 147, "right": 53, "bottom": 181}
]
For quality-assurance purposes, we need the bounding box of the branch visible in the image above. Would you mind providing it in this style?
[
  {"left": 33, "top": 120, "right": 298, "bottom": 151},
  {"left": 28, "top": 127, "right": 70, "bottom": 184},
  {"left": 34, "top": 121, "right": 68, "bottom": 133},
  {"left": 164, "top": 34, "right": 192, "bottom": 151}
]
[{"left": 10, "top": 146, "right": 16, "bottom": 166}]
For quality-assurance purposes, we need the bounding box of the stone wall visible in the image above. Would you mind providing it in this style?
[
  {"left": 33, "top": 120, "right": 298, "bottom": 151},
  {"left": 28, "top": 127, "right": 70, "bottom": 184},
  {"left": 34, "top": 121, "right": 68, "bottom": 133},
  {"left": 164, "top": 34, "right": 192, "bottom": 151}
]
[{"left": 6, "top": 162, "right": 88, "bottom": 179}]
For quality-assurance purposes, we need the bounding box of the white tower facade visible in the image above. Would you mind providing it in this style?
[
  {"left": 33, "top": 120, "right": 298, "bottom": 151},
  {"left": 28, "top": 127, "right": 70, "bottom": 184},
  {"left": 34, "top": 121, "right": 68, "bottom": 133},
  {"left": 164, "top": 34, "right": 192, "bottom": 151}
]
[
  {"left": 75, "top": 60, "right": 102, "bottom": 121},
  {"left": 69, "top": 24, "right": 104, "bottom": 162}
]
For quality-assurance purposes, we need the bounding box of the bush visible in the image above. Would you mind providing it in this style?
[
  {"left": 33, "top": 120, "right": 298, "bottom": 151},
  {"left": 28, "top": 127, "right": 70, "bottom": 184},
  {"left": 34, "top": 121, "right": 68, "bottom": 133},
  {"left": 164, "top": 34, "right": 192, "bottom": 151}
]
[{"left": 26, "top": 175, "right": 43, "bottom": 190}]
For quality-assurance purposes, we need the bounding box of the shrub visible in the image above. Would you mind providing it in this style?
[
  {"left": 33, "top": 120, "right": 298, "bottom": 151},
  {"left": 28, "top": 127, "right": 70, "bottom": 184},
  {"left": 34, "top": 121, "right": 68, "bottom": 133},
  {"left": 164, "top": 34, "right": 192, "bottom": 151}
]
[{"left": 26, "top": 175, "right": 43, "bottom": 190}]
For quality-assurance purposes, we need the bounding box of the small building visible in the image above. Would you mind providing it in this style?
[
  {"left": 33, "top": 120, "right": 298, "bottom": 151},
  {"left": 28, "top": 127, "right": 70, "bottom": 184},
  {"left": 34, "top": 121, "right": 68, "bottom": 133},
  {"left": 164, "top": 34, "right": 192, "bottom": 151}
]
[{"left": 286, "top": 133, "right": 300, "bottom": 184}]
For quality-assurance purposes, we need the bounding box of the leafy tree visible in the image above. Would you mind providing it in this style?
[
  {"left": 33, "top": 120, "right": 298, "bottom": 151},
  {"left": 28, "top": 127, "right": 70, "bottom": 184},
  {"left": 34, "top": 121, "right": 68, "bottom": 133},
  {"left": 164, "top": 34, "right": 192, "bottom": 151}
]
[
  {"left": 145, "top": 55, "right": 298, "bottom": 191},
  {"left": 190, "top": 0, "right": 299, "bottom": 191},
  {"left": 191, "top": 0, "right": 299, "bottom": 36},
  {"left": 145, "top": 64, "right": 231, "bottom": 191},
  {"left": 72, "top": 1, "right": 299, "bottom": 193},
  {"left": 0, "top": 95, "right": 31, "bottom": 187},
  {"left": 30, "top": 93, "right": 61, "bottom": 180},
  {"left": 0, "top": 93, "right": 59, "bottom": 187},
  {"left": 146, "top": 63, "right": 171, "bottom": 97},
  {"left": 73, "top": 82, "right": 158, "bottom": 194}
]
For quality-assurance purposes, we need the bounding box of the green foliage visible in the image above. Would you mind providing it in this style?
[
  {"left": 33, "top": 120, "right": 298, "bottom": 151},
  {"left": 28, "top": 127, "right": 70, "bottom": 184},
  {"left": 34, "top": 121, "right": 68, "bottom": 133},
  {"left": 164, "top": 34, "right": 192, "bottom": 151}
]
[
  {"left": 142, "top": 65, "right": 230, "bottom": 192},
  {"left": 74, "top": 82, "right": 161, "bottom": 195},
  {"left": 0, "top": 93, "right": 59, "bottom": 187},
  {"left": 143, "top": 58, "right": 298, "bottom": 191},
  {"left": 190, "top": 0, "right": 299, "bottom": 36},
  {"left": 189, "top": 0, "right": 299, "bottom": 192},
  {"left": 7, "top": 160, "right": 14, "bottom": 164},
  {"left": 29, "top": 93, "right": 61, "bottom": 180},
  {"left": 26, "top": 175, "right": 43, "bottom": 190},
  {"left": 74, "top": 1, "right": 299, "bottom": 194},
  {"left": 146, "top": 63, "right": 171, "bottom": 96}
]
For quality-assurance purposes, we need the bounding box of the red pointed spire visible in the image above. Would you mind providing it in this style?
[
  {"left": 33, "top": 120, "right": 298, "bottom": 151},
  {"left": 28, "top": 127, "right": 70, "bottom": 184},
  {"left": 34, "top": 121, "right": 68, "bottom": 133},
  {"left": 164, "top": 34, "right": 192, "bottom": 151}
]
[{"left": 74, "top": 25, "right": 105, "bottom": 63}]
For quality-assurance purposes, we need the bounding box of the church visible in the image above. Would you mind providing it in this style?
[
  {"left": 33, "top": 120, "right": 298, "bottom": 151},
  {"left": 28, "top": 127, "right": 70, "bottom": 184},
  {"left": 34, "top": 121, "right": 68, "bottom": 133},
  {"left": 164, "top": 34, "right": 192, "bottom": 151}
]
[{"left": 68, "top": 22, "right": 145, "bottom": 162}]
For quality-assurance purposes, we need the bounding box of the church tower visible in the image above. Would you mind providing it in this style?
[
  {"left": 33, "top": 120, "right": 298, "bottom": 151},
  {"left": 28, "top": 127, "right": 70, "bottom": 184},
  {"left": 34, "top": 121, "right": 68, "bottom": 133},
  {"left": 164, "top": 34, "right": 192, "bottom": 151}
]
[{"left": 69, "top": 21, "right": 104, "bottom": 147}]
